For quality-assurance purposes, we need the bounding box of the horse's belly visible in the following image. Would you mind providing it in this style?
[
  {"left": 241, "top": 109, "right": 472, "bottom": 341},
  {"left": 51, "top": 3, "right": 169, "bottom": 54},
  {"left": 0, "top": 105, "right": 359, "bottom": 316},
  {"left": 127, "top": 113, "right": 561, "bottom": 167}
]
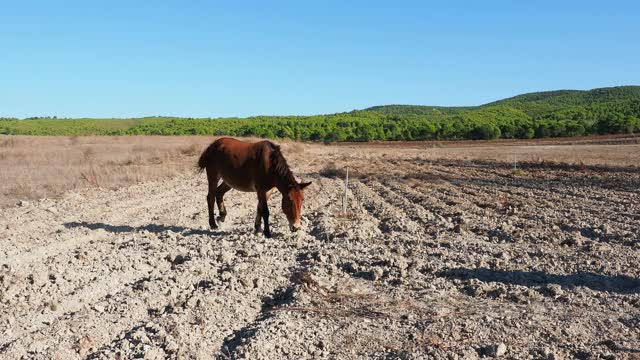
[{"left": 222, "top": 177, "right": 255, "bottom": 192}]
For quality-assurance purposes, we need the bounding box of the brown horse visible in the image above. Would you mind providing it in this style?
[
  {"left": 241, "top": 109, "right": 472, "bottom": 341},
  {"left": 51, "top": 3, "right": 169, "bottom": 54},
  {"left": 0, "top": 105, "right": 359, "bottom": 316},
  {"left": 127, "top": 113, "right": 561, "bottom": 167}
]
[{"left": 197, "top": 137, "right": 311, "bottom": 238}]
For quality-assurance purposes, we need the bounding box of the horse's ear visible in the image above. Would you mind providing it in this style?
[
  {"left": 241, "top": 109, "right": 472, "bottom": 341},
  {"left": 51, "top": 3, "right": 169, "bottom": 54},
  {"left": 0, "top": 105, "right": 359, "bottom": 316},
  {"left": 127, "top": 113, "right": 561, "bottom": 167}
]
[{"left": 299, "top": 181, "right": 312, "bottom": 190}]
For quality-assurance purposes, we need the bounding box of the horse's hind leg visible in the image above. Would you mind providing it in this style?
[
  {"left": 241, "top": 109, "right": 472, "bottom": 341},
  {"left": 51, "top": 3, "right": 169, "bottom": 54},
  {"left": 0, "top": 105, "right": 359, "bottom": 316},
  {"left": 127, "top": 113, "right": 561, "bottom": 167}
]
[
  {"left": 254, "top": 204, "right": 262, "bottom": 234},
  {"left": 206, "top": 168, "right": 220, "bottom": 229},
  {"left": 215, "top": 182, "right": 231, "bottom": 223}
]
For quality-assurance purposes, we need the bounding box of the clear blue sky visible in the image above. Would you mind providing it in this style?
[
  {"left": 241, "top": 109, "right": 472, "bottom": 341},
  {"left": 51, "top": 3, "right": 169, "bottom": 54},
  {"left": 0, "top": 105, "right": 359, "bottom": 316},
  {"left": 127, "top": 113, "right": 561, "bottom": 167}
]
[{"left": 1, "top": 0, "right": 639, "bottom": 118}]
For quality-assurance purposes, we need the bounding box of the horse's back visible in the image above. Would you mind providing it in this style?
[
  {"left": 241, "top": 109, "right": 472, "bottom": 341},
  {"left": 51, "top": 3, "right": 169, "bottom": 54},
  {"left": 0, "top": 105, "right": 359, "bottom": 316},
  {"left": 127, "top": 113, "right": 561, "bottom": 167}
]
[
  {"left": 203, "top": 138, "right": 274, "bottom": 192},
  {"left": 213, "top": 137, "right": 274, "bottom": 154}
]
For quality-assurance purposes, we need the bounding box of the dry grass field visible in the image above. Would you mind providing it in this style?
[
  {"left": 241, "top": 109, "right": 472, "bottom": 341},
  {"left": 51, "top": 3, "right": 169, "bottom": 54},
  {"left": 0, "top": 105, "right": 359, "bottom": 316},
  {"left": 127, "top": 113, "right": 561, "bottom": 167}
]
[
  {"left": 1, "top": 135, "right": 638, "bottom": 208},
  {"left": 0, "top": 136, "right": 211, "bottom": 207},
  {"left": 1, "top": 135, "right": 639, "bottom": 359}
]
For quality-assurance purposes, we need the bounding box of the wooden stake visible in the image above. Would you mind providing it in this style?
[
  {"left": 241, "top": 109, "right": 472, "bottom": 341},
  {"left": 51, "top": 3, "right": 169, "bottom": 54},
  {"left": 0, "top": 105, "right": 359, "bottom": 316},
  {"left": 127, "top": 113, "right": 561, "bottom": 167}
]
[{"left": 342, "top": 167, "right": 349, "bottom": 214}]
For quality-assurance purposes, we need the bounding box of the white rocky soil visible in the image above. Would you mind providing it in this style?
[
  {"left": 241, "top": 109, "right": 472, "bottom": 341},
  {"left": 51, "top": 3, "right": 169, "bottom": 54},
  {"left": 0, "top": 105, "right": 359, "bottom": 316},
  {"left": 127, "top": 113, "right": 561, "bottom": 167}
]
[{"left": 1, "top": 156, "right": 639, "bottom": 359}]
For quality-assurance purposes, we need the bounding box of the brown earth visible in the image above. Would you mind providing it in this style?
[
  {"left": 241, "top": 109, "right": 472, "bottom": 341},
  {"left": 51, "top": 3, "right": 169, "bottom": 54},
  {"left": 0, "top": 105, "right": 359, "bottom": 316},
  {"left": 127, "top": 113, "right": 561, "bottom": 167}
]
[{"left": 0, "top": 136, "right": 639, "bottom": 359}]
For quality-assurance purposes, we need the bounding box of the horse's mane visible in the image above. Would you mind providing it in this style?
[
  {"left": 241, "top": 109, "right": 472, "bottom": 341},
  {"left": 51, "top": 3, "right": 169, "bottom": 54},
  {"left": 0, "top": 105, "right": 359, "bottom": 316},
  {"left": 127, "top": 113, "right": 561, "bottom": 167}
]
[{"left": 268, "top": 142, "right": 297, "bottom": 185}]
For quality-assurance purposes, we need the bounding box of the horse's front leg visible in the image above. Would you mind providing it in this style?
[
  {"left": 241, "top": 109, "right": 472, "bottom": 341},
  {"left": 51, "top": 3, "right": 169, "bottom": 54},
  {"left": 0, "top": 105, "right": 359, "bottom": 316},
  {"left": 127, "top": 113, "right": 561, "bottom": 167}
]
[{"left": 256, "top": 190, "right": 271, "bottom": 238}]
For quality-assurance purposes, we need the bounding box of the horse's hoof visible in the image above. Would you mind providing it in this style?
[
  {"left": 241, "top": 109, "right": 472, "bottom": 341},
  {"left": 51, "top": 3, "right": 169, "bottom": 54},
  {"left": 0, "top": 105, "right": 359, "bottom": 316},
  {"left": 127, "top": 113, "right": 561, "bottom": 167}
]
[
  {"left": 263, "top": 231, "right": 272, "bottom": 238},
  {"left": 217, "top": 215, "right": 226, "bottom": 223},
  {"left": 210, "top": 223, "right": 218, "bottom": 230}
]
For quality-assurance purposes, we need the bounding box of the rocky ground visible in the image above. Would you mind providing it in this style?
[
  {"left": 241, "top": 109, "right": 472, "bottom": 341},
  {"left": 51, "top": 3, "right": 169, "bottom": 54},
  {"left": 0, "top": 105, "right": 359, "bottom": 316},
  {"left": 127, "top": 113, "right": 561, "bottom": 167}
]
[{"left": 1, "top": 145, "right": 639, "bottom": 359}]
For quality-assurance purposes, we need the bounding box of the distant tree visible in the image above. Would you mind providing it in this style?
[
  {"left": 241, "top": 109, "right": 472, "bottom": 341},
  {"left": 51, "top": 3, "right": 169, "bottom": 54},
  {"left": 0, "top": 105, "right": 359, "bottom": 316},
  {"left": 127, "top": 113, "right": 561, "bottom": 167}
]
[
  {"left": 276, "top": 126, "right": 294, "bottom": 139},
  {"left": 565, "top": 121, "right": 585, "bottom": 137},
  {"left": 470, "top": 124, "right": 501, "bottom": 140}
]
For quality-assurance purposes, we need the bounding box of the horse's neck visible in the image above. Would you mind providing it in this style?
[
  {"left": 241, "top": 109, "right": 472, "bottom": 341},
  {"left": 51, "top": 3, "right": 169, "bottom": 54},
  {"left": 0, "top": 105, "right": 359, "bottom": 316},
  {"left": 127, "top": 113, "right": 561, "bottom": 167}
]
[
  {"left": 273, "top": 171, "right": 296, "bottom": 193},
  {"left": 268, "top": 148, "right": 296, "bottom": 192}
]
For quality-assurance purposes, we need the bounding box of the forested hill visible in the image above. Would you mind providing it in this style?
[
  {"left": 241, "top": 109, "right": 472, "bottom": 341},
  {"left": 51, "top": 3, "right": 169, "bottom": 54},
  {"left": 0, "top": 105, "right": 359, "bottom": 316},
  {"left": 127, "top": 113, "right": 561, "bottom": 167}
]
[
  {"left": 489, "top": 86, "right": 640, "bottom": 108},
  {"left": 366, "top": 86, "right": 640, "bottom": 117},
  {"left": 1, "top": 86, "right": 639, "bottom": 141},
  {"left": 363, "top": 105, "right": 473, "bottom": 116}
]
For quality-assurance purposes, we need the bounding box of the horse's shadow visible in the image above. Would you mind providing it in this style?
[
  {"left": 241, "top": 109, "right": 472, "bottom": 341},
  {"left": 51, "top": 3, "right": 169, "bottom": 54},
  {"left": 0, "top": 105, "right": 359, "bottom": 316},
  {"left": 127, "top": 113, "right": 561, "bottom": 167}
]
[{"left": 64, "top": 221, "right": 226, "bottom": 237}]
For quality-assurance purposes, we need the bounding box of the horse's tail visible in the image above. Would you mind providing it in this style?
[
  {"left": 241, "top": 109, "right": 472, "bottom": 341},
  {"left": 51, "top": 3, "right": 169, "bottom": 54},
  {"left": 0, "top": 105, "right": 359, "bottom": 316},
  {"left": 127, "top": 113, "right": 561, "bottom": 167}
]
[{"left": 197, "top": 143, "right": 214, "bottom": 174}]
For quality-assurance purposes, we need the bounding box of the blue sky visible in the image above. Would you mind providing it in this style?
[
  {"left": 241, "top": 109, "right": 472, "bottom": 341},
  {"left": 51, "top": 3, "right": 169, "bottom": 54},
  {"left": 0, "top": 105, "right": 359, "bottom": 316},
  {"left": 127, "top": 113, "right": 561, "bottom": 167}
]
[{"left": 1, "top": 0, "right": 639, "bottom": 118}]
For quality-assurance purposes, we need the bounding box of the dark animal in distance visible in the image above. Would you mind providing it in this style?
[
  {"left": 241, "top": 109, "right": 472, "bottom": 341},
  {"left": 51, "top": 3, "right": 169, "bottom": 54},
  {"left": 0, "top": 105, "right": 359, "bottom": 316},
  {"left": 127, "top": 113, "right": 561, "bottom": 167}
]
[{"left": 197, "top": 137, "right": 311, "bottom": 238}]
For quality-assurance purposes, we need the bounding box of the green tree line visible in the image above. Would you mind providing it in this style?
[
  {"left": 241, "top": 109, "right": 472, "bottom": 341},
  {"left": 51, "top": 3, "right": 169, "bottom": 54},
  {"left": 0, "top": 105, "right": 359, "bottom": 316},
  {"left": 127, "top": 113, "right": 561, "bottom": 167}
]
[{"left": 2, "top": 86, "right": 639, "bottom": 141}]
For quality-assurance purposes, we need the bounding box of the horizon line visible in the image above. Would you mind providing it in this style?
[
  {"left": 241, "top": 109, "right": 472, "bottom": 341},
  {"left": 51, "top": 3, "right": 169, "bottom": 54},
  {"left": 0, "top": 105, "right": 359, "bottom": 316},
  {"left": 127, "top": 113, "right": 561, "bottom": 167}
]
[{"left": 3, "top": 84, "right": 638, "bottom": 120}]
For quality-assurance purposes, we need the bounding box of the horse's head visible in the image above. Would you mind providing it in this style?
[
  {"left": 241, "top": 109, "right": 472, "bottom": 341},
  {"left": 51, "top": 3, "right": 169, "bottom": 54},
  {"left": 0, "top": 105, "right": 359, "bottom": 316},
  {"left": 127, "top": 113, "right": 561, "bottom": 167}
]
[{"left": 282, "top": 181, "right": 312, "bottom": 232}]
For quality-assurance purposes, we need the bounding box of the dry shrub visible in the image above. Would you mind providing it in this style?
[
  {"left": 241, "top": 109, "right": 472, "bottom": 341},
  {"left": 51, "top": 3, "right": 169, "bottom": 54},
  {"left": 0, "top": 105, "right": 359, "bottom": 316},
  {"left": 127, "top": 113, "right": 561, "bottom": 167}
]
[
  {"left": 511, "top": 168, "right": 527, "bottom": 177},
  {"left": 82, "top": 147, "right": 96, "bottom": 162},
  {"left": 132, "top": 144, "right": 147, "bottom": 153},
  {"left": 179, "top": 143, "right": 201, "bottom": 156},
  {"left": 68, "top": 136, "right": 80, "bottom": 145},
  {"left": 0, "top": 137, "right": 16, "bottom": 148},
  {"left": 319, "top": 162, "right": 347, "bottom": 178},
  {"left": 80, "top": 166, "right": 100, "bottom": 187},
  {"left": 269, "top": 271, "right": 436, "bottom": 322},
  {"left": 149, "top": 155, "right": 165, "bottom": 165},
  {"left": 116, "top": 155, "right": 144, "bottom": 166},
  {"left": 269, "top": 272, "right": 392, "bottom": 319},
  {"left": 287, "top": 142, "right": 305, "bottom": 154}
]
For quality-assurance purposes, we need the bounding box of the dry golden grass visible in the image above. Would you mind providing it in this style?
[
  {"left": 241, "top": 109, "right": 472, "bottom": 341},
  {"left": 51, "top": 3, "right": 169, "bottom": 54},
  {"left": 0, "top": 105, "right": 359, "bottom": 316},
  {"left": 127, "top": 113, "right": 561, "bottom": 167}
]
[
  {"left": 416, "top": 143, "right": 640, "bottom": 167},
  {"left": 330, "top": 140, "right": 640, "bottom": 168},
  {"left": 0, "top": 136, "right": 212, "bottom": 207},
  {"left": 0, "top": 136, "right": 313, "bottom": 208},
  {"left": 1, "top": 135, "right": 637, "bottom": 208}
]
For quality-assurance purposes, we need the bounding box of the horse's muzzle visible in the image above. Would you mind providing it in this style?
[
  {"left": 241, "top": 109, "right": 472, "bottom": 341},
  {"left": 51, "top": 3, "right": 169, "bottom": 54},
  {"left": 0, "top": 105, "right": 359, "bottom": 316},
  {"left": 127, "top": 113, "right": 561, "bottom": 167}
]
[{"left": 290, "top": 224, "right": 301, "bottom": 232}]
